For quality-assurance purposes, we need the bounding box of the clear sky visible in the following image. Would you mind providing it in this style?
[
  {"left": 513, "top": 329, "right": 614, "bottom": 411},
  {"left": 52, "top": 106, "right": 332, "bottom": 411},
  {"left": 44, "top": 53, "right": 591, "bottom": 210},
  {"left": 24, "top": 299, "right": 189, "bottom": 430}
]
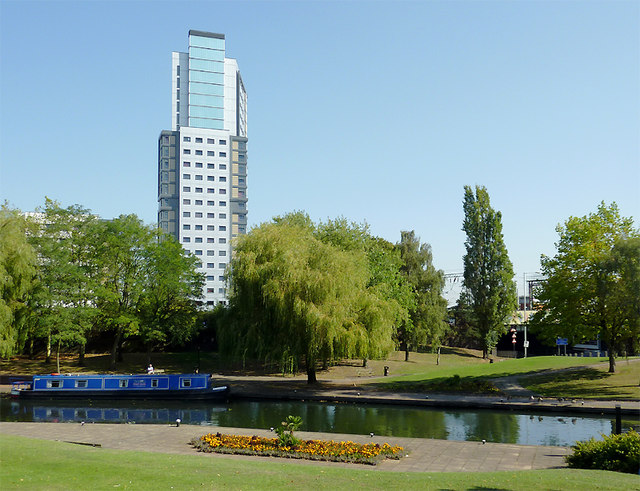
[{"left": 1, "top": 0, "right": 638, "bottom": 302}]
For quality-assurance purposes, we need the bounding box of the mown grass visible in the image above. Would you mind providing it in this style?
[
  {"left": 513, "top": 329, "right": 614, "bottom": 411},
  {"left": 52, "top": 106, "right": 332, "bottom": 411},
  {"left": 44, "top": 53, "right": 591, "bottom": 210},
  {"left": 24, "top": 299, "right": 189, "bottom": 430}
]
[
  {"left": 521, "top": 360, "right": 640, "bottom": 400},
  {"left": 1, "top": 435, "right": 639, "bottom": 490},
  {"left": 371, "top": 355, "right": 614, "bottom": 392}
]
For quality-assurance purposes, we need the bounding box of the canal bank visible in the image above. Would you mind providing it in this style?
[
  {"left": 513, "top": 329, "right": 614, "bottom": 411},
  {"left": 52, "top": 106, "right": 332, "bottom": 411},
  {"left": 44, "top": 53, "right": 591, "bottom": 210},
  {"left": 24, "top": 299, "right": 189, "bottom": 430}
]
[{"left": 212, "top": 376, "right": 640, "bottom": 417}]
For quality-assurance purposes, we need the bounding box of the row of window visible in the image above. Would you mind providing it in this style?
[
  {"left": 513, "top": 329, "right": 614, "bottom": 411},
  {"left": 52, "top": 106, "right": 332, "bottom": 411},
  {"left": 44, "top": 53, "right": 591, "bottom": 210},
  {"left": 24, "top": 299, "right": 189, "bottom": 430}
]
[
  {"left": 184, "top": 149, "right": 227, "bottom": 157},
  {"left": 182, "top": 199, "right": 229, "bottom": 208},
  {"left": 181, "top": 199, "right": 226, "bottom": 207},
  {"left": 183, "top": 136, "right": 227, "bottom": 145},
  {"left": 182, "top": 186, "right": 227, "bottom": 194},
  {"left": 182, "top": 211, "right": 227, "bottom": 219},
  {"left": 183, "top": 174, "right": 226, "bottom": 182},
  {"left": 183, "top": 230, "right": 226, "bottom": 242},
  {"left": 183, "top": 223, "right": 227, "bottom": 230},
  {"left": 183, "top": 162, "right": 226, "bottom": 170},
  {"left": 195, "top": 262, "right": 227, "bottom": 269},
  {"left": 206, "top": 275, "right": 225, "bottom": 281},
  {"left": 191, "top": 250, "right": 227, "bottom": 256},
  {"left": 207, "top": 287, "right": 226, "bottom": 294}
]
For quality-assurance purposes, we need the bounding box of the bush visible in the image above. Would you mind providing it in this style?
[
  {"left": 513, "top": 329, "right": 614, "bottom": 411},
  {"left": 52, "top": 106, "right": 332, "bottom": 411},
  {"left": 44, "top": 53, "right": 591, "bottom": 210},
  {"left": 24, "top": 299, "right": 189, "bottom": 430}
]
[{"left": 565, "top": 430, "right": 640, "bottom": 474}]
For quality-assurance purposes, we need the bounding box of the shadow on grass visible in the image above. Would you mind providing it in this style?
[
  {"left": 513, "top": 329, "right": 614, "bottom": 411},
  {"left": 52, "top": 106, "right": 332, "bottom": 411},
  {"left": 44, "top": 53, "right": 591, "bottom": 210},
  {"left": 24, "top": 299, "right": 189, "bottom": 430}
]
[
  {"left": 370, "top": 374, "right": 502, "bottom": 395},
  {"left": 520, "top": 368, "right": 635, "bottom": 400}
]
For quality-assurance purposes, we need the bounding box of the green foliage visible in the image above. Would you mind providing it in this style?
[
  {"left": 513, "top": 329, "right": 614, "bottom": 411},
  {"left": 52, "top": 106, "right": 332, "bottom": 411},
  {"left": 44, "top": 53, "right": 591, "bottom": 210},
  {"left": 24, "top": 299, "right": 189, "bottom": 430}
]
[
  {"left": 275, "top": 415, "right": 303, "bottom": 448},
  {"left": 27, "top": 199, "right": 99, "bottom": 363},
  {"left": 223, "top": 214, "right": 399, "bottom": 382},
  {"left": 566, "top": 431, "right": 640, "bottom": 474},
  {"left": 396, "top": 230, "right": 448, "bottom": 359},
  {"left": 460, "top": 185, "right": 517, "bottom": 359},
  {"left": 137, "top": 232, "right": 204, "bottom": 354},
  {"left": 0, "top": 204, "right": 37, "bottom": 358},
  {"left": 531, "top": 202, "right": 639, "bottom": 372},
  {"left": 2, "top": 198, "right": 204, "bottom": 366}
]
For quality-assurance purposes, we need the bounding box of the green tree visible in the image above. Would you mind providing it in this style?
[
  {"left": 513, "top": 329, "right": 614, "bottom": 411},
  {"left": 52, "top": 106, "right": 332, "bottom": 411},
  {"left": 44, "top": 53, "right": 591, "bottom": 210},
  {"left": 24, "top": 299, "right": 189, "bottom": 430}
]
[
  {"left": 316, "top": 217, "right": 411, "bottom": 365},
  {"left": 460, "top": 185, "right": 517, "bottom": 359},
  {"left": 0, "top": 205, "right": 36, "bottom": 358},
  {"left": 137, "top": 232, "right": 205, "bottom": 362},
  {"left": 27, "top": 199, "right": 98, "bottom": 367},
  {"left": 531, "top": 203, "right": 639, "bottom": 372},
  {"left": 92, "top": 214, "right": 154, "bottom": 370},
  {"left": 222, "top": 218, "right": 396, "bottom": 383},
  {"left": 396, "top": 231, "right": 448, "bottom": 361}
]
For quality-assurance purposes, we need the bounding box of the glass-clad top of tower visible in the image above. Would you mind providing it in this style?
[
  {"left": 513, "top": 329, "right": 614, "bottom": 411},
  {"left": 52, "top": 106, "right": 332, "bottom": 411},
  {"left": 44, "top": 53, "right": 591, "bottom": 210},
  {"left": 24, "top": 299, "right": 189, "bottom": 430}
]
[{"left": 188, "top": 31, "right": 225, "bottom": 130}]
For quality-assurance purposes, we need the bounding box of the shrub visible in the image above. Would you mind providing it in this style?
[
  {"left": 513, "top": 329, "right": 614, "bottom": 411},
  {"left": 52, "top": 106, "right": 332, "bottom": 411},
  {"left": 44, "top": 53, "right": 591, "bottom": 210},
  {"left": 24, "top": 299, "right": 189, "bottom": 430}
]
[
  {"left": 565, "top": 430, "right": 640, "bottom": 474},
  {"left": 275, "top": 415, "right": 302, "bottom": 448}
]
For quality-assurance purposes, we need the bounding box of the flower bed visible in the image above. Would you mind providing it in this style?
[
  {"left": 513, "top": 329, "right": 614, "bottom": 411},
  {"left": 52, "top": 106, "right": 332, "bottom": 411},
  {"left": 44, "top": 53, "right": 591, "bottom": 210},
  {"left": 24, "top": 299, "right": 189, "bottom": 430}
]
[{"left": 191, "top": 432, "right": 405, "bottom": 465}]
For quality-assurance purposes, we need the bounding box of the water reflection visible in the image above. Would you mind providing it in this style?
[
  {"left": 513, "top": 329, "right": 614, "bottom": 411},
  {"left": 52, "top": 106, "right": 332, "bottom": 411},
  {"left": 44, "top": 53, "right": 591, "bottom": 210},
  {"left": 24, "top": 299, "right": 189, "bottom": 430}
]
[{"left": 1, "top": 397, "right": 636, "bottom": 447}]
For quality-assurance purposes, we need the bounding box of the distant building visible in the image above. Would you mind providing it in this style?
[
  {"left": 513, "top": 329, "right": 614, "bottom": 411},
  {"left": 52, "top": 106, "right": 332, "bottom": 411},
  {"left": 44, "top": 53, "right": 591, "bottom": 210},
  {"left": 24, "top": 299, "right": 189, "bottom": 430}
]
[{"left": 157, "top": 31, "right": 248, "bottom": 306}]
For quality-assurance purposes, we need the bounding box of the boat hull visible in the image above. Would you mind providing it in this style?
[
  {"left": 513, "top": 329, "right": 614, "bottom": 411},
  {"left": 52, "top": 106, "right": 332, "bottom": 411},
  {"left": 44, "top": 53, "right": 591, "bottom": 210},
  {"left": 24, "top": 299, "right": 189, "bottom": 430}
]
[{"left": 13, "top": 386, "right": 229, "bottom": 400}]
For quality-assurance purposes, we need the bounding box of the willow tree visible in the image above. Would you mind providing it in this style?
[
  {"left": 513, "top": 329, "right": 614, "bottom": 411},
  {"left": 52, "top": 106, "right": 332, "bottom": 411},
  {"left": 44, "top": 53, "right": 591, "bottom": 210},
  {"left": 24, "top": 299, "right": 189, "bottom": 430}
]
[
  {"left": 0, "top": 205, "right": 36, "bottom": 358},
  {"left": 460, "top": 185, "right": 517, "bottom": 359},
  {"left": 223, "top": 220, "right": 396, "bottom": 383}
]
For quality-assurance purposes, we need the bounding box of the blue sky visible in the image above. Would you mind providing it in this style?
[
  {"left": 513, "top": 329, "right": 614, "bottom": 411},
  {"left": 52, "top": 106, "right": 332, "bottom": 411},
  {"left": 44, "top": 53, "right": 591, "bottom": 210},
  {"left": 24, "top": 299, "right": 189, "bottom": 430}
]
[{"left": 1, "top": 0, "right": 638, "bottom": 301}]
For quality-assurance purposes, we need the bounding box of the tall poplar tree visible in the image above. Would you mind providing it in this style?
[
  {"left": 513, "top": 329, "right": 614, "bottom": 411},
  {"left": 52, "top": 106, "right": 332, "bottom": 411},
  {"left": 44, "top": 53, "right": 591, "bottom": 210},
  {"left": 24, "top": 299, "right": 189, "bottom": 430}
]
[{"left": 460, "top": 185, "right": 517, "bottom": 359}]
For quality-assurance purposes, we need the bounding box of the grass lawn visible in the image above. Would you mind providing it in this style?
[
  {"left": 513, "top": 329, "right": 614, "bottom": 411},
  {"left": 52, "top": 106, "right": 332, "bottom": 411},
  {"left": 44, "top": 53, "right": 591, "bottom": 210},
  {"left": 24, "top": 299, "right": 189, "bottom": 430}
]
[
  {"left": 520, "top": 359, "right": 640, "bottom": 400},
  {"left": 1, "top": 435, "right": 638, "bottom": 490},
  {"left": 371, "top": 353, "right": 621, "bottom": 392}
]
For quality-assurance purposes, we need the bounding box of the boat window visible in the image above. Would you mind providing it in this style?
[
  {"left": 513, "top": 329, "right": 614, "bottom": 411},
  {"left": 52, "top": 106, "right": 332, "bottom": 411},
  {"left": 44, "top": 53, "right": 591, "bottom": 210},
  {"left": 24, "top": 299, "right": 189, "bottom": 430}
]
[
  {"left": 119, "top": 380, "right": 128, "bottom": 388},
  {"left": 181, "top": 379, "right": 191, "bottom": 388},
  {"left": 47, "top": 380, "right": 62, "bottom": 388},
  {"left": 76, "top": 380, "right": 88, "bottom": 388},
  {"left": 151, "top": 379, "right": 159, "bottom": 388}
]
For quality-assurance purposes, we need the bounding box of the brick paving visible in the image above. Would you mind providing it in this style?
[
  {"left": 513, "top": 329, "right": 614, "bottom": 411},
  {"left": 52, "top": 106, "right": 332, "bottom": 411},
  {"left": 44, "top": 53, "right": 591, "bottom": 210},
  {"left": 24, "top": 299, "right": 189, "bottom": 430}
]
[{"left": 0, "top": 421, "right": 570, "bottom": 472}]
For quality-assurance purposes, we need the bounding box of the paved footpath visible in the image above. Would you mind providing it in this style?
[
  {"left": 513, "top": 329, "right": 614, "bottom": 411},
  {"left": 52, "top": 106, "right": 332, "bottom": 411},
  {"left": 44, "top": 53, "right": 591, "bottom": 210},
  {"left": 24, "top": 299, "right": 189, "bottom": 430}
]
[{"left": 0, "top": 421, "right": 570, "bottom": 473}]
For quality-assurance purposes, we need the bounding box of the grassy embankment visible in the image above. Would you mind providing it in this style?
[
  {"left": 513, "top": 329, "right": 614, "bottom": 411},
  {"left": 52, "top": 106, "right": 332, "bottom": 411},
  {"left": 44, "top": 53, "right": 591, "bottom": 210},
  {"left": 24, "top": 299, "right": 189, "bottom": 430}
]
[
  {"left": 1, "top": 435, "right": 638, "bottom": 491},
  {"left": 1, "top": 348, "right": 638, "bottom": 400},
  {"left": 369, "top": 350, "right": 639, "bottom": 400}
]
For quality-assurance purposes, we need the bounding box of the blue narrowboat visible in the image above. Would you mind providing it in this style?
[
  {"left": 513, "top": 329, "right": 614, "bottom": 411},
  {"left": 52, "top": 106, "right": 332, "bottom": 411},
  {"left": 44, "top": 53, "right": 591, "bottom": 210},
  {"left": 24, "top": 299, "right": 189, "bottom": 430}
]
[{"left": 10, "top": 373, "right": 229, "bottom": 400}]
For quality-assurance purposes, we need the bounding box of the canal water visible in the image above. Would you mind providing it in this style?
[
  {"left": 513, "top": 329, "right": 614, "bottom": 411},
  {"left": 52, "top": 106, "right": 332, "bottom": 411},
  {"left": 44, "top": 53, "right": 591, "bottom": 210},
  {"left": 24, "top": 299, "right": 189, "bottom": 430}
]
[{"left": 1, "top": 397, "right": 637, "bottom": 447}]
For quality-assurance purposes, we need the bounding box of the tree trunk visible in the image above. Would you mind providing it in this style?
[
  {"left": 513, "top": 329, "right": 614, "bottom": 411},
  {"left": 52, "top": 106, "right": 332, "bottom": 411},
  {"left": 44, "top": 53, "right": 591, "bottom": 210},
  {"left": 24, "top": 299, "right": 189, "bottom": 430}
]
[
  {"left": 482, "top": 347, "right": 488, "bottom": 359},
  {"left": 608, "top": 350, "right": 616, "bottom": 373},
  {"left": 117, "top": 337, "right": 124, "bottom": 362},
  {"left": 110, "top": 329, "right": 121, "bottom": 370},
  {"left": 56, "top": 340, "right": 61, "bottom": 374},
  {"left": 46, "top": 332, "right": 52, "bottom": 364},
  {"left": 306, "top": 366, "right": 317, "bottom": 384},
  {"left": 78, "top": 344, "right": 85, "bottom": 367},
  {"left": 436, "top": 346, "right": 441, "bottom": 366},
  {"left": 362, "top": 358, "right": 367, "bottom": 368},
  {"left": 405, "top": 349, "right": 409, "bottom": 362}
]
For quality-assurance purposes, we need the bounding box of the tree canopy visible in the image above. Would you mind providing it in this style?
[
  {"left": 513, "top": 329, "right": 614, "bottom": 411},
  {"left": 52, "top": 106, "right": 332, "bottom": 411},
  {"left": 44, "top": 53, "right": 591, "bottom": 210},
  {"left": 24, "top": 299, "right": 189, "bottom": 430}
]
[
  {"left": 396, "top": 230, "right": 448, "bottom": 360},
  {"left": 221, "top": 215, "right": 400, "bottom": 383},
  {"left": 531, "top": 202, "right": 639, "bottom": 372},
  {"left": 460, "top": 185, "right": 517, "bottom": 358},
  {"left": 0, "top": 204, "right": 36, "bottom": 358}
]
